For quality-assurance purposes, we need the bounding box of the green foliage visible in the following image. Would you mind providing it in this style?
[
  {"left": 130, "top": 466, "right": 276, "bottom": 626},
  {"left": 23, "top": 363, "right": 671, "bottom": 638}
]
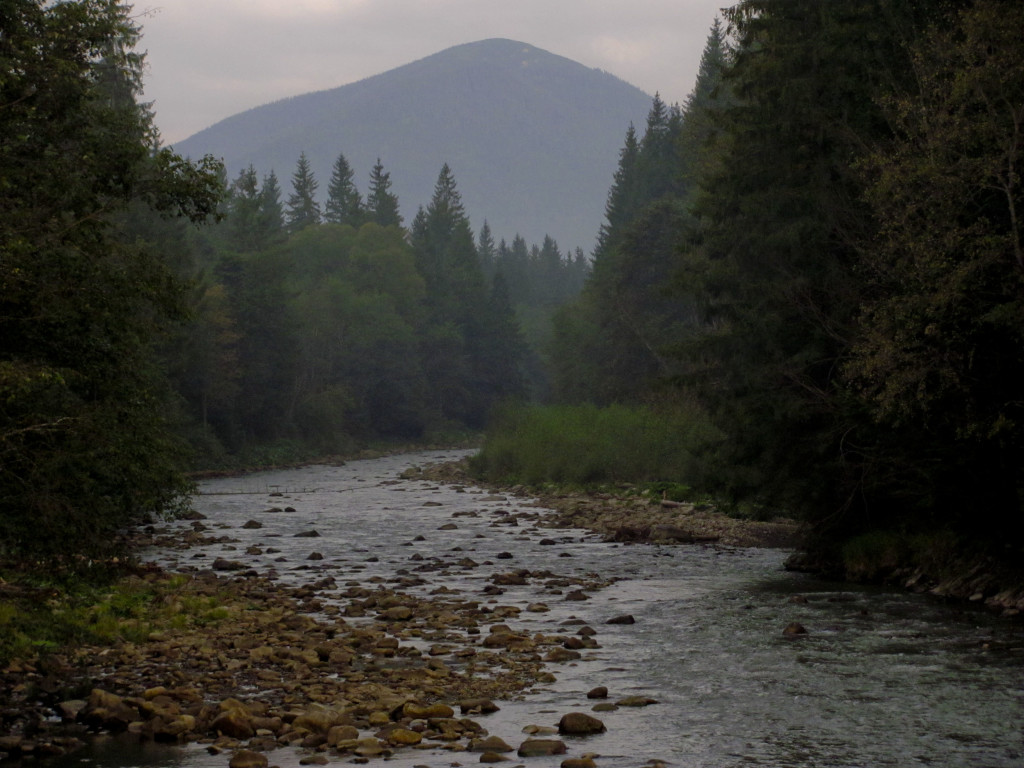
[
  {"left": 470, "top": 400, "right": 720, "bottom": 487},
  {"left": 0, "top": 571, "right": 234, "bottom": 666},
  {"left": 0, "top": 0, "right": 222, "bottom": 559},
  {"left": 285, "top": 152, "right": 321, "bottom": 232}
]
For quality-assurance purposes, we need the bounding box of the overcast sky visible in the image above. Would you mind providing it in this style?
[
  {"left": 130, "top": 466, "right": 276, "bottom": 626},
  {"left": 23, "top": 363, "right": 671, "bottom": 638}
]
[{"left": 139, "top": 0, "right": 728, "bottom": 146}]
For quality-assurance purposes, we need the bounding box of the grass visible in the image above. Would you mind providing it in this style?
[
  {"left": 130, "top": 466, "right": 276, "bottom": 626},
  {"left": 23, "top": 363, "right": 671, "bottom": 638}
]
[
  {"left": 0, "top": 567, "right": 234, "bottom": 667},
  {"left": 468, "top": 400, "right": 721, "bottom": 491}
]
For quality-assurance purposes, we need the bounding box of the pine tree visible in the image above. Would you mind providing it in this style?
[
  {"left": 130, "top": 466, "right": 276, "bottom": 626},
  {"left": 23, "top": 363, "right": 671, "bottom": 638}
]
[
  {"left": 477, "top": 221, "right": 497, "bottom": 280},
  {"left": 594, "top": 124, "right": 641, "bottom": 258},
  {"left": 228, "top": 165, "right": 262, "bottom": 251},
  {"left": 257, "top": 170, "right": 285, "bottom": 246},
  {"left": 324, "top": 152, "right": 363, "bottom": 226},
  {"left": 285, "top": 152, "right": 321, "bottom": 232},
  {"left": 366, "top": 158, "right": 402, "bottom": 227}
]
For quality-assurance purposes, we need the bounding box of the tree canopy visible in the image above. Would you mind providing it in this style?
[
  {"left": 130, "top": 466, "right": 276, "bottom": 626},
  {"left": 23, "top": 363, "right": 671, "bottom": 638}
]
[{"left": 0, "top": 0, "right": 222, "bottom": 559}]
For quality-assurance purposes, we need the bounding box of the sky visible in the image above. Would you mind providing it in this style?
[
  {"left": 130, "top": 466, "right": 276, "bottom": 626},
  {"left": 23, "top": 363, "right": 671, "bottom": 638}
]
[{"left": 138, "top": 0, "right": 729, "bottom": 146}]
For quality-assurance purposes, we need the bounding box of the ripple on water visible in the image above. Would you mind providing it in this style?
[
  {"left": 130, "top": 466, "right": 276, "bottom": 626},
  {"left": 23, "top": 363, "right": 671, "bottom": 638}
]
[{"left": 100, "top": 451, "right": 1024, "bottom": 768}]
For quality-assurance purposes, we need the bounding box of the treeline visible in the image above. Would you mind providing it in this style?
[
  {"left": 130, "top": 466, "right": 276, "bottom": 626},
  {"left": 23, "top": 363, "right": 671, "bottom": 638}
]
[
  {"left": 177, "top": 156, "right": 587, "bottom": 465},
  {"left": 522, "top": 0, "right": 1024, "bottom": 571},
  {"left": 0, "top": 1, "right": 588, "bottom": 559}
]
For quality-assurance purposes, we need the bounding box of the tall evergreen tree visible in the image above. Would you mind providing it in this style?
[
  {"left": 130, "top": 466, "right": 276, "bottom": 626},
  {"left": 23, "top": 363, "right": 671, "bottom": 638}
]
[
  {"left": 285, "top": 152, "right": 321, "bottom": 232},
  {"left": 257, "top": 170, "right": 285, "bottom": 246},
  {"left": 683, "top": 0, "right": 943, "bottom": 528},
  {"left": 366, "top": 158, "right": 402, "bottom": 227},
  {"left": 324, "top": 152, "right": 363, "bottom": 226},
  {"left": 227, "top": 165, "right": 263, "bottom": 251},
  {"left": 477, "top": 221, "right": 497, "bottom": 280}
]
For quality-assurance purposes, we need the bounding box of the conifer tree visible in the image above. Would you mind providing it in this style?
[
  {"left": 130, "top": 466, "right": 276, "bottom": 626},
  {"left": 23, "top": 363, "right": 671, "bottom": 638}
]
[
  {"left": 366, "top": 158, "right": 402, "bottom": 227},
  {"left": 228, "top": 165, "right": 262, "bottom": 251},
  {"left": 257, "top": 170, "right": 285, "bottom": 246},
  {"left": 285, "top": 152, "right": 321, "bottom": 232},
  {"left": 324, "top": 152, "right": 363, "bottom": 226},
  {"left": 477, "top": 221, "right": 497, "bottom": 280}
]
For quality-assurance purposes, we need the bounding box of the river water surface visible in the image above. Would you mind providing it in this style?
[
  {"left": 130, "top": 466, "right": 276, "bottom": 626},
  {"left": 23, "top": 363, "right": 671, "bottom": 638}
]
[{"left": 67, "top": 450, "right": 1024, "bottom": 767}]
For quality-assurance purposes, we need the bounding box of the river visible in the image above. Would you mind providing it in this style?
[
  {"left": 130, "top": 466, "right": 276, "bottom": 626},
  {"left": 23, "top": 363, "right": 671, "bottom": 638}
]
[{"left": 60, "top": 450, "right": 1024, "bottom": 768}]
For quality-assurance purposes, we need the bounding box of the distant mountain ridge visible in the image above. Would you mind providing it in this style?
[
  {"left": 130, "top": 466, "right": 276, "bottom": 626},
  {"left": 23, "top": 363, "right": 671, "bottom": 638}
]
[{"left": 173, "top": 38, "right": 653, "bottom": 252}]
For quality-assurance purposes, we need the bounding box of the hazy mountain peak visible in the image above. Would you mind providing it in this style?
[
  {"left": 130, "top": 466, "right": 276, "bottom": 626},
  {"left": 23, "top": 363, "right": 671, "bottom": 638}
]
[{"left": 175, "top": 39, "right": 652, "bottom": 251}]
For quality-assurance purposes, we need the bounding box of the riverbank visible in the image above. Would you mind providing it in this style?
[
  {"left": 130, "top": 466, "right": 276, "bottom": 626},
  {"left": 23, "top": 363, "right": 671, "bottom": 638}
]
[
  {"left": 3, "top": 451, "right": 1020, "bottom": 767},
  {"left": 404, "top": 458, "right": 800, "bottom": 550},
  {"left": 408, "top": 457, "right": 1024, "bottom": 617},
  {"left": 0, "top": 453, "right": 645, "bottom": 765}
]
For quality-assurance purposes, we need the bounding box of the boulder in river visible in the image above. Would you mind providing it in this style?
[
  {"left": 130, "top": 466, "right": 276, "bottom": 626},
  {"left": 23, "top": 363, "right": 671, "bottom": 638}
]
[
  {"left": 586, "top": 686, "right": 608, "bottom": 699},
  {"left": 783, "top": 622, "right": 808, "bottom": 636},
  {"left": 468, "top": 735, "right": 514, "bottom": 753},
  {"left": 228, "top": 750, "right": 267, "bottom": 768},
  {"left": 460, "top": 698, "right": 500, "bottom": 715},
  {"left": 606, "top": 614, "right": 635, "bottom": 625},
  {"left": 558, "top": 712, "right": 606, "bottom": 735},
  {"left": 615, "top": 695, "right": 658, "bottom": 707},
  {"left": 517, "top": 738, "right": 567, "bottom": 757},
  {"left": 293, "top": 530, "right": 320, "bottom": 538}
]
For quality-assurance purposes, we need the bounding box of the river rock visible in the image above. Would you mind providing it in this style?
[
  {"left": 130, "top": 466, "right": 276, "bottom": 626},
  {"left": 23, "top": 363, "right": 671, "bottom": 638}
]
[
  {"left": 211, "top": 709, "right": 254, "bottom": 740},
  {"left": 783, "top": 622, "right": 808, "bottom": 636},
  {"left": 479, "top": 752, "right": 510, "bottom": 763},
  {"left": 241, "top": 520, "right": 263, "bottom": 529},
  {"left": 517, "top": 739, "right": 567, "bottom": 757},
  {"left": 403, "top": 702, "right": 454, "bottom": 719},
  {"left": 565, "top": 589, "right": 590, "bottom": 601},
  {"left": 81, "top": 689, "right": 139, "bottom": 731},
  {"left": 292, "top": 704, "right": 350, "bottom": 733},
  {"left": 544, "top": 647, "right": 581, "bottom": 662},
  {"left": 294, "top": 530, "right": 320, "bottom": 538},
  {"left": 468, "top": 735, "right": 514, "bottom": 753},
  {"left": 606, "top": 614, "right": 635, "bottom": 625},
  {"left": 56, "top": 699, "right": 88, "bottom": 720},
  {"left": 228, "top": 750, "right": 267, "bottom": 768},
  {"left": 586, "top": 686, "right": 608, "bottom": 699},
  {"left": 615, "top": 696, "right": 658, "bottom": 707},
  {"left": 558, "top": 712, "right": 606, "bottom": 735},
  {"left": 383, "top": 606, "right": 413, "bottom": 621},
  {"left": 212, "top": 558, "right": 246, "bottom": 571},
  {"left": 561, "top": 759, "right": 598, "bottom": 768},
  {"left": 299, "top": 756, "right": 328, "bottom": 766},
  {"left": 327, "top": 725, "right": 360, "bottom": 745},
  {"left": 385, "top": 728, "right": 422, "bottom": 746},
  {"left": 460, "top": 698, "right": 500, "bottom": 714}
]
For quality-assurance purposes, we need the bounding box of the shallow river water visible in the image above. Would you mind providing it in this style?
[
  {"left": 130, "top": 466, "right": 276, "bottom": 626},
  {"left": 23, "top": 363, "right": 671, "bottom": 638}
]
[{"left": 61, "top": 450, "right": 1024, "bottom": 768}]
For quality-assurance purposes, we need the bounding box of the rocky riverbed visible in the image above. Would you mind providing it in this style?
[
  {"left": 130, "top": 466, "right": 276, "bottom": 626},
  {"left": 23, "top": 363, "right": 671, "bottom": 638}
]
[{"left": 0, "top": 454, "right": 795, "bottom": 767}]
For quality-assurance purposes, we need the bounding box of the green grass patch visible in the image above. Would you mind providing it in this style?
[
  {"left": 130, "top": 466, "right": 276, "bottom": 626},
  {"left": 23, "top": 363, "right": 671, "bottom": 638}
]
[
  {"left": 469, "top": 401, "right": 720, "bottom": 488},
  {"left": 0, "top": 568, "right": 234, "bottom": 667}
]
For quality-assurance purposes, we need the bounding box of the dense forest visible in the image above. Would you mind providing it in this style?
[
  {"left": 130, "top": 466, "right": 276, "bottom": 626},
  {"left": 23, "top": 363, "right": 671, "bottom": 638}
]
[
  {"left": 2, "top": 0, "right": 1023, "bottom": 585},
  {"left": 501, "top": 0, "right": 1023, "bottom": 578}
]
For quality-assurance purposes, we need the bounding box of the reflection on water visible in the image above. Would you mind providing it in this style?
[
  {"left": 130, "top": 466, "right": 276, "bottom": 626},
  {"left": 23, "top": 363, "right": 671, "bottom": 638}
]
[{"left": 47, "top": 451, "right": 1024, "bottom": 768}]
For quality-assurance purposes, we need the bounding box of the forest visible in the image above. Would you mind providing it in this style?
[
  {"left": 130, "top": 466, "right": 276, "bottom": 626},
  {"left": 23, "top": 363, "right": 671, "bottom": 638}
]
[{"left": 2, "top": 0, "right": 1023, "bottom": 584}]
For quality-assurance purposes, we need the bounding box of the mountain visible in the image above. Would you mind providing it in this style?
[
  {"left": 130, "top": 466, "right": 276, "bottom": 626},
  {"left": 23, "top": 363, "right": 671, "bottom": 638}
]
[{"left": 173, "top": 39, "right": 653, "bottom": 252}]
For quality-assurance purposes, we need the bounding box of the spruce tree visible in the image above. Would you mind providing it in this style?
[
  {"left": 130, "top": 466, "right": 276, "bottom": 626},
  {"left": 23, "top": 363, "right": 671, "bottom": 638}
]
[
  {"left": 324, "top": 151, "right": 363, "bottom": 226},
  {"left": 228, "top": 165, "right": 262, "bottom": 251},
  {"left": 285, "top": 152, "right": 321, "bottom": 232},
  {"left": 366, "top": 158, "right": 402, "bottom": 227},
  {"left": 257, "top": 170, "right": 285, "bottom": 246}
]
